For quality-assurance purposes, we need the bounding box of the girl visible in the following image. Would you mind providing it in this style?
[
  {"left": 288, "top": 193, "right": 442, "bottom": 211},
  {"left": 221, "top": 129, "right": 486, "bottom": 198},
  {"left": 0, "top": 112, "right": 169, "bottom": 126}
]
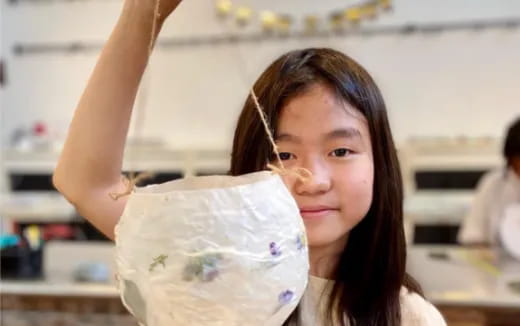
[{"left": 53, "top": 0, "right": 445, "bottom": 324}]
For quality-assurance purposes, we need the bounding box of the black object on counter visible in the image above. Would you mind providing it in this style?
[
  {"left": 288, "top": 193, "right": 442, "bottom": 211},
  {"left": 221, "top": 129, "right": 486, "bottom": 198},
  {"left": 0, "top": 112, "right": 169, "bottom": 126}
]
[{"left": 0, "top": 245, "right": 43, "bottom": 280}]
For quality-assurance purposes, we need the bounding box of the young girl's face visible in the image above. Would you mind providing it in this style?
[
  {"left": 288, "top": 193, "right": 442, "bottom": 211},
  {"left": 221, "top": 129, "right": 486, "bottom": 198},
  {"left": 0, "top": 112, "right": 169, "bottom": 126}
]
[{"left": 276, "top": 83, "right": 374, "bottom": 252}]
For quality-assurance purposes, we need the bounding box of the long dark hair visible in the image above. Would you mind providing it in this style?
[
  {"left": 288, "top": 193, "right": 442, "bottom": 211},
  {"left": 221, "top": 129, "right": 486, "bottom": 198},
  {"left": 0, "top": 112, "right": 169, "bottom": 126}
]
[
  {"left": 230, "top": 48, "right": 422, "bottom": 325},
  {"left": 503, "top": 116, "right": 520, "bottom": 167}
]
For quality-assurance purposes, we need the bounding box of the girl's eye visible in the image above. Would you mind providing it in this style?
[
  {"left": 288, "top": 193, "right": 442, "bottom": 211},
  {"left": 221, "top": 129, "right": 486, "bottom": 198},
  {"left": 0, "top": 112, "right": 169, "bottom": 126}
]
[
  {"left": 331, "top": 148, "right": 351, "bottom": 157},
  {"left": 278, "top": 152, "right": 293, "bottom": 161}
]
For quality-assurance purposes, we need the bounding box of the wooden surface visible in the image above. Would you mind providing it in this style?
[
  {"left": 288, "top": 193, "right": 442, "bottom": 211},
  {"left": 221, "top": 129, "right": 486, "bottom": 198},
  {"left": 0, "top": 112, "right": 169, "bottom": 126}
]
[
  {"left": 1, "top": 294, "right": 137, "bottom": 326},
  {"left": 3, "top": 293, "right": 520, "bottom": 325},
  {"left": 438, "top": 305, "right": 520, "bottom": 326}
]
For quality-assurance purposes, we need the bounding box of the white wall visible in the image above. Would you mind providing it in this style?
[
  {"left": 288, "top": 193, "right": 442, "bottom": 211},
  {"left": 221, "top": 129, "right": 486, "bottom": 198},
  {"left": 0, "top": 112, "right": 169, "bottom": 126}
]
[
  {"left": 2, "top": 0, "right": 520, "bottom": 151},
  {"left": 1, "top": 1, "right": 7, "bottom": 192}
]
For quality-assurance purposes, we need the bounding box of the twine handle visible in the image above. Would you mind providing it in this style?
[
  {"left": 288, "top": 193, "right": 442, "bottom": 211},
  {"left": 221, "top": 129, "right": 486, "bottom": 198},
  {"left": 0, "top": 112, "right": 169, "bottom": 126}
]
[
  {"left": 250, "top": 89, "right": 312, "bottom": 182},
  {"left": 110, "top": 0, "right": 161, "bottom": 201}
]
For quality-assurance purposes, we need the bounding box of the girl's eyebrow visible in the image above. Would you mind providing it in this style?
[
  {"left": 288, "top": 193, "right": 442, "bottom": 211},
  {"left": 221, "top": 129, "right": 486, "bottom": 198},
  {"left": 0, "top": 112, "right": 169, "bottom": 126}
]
[
  {"left": 276, "top": 132, "right": 301, "bottom": 144},
  {"left": 276, "top": 128, "right": 362, "bottom": 144},
  {"left": 324, "top": 128, "right": 362, "bottom": 141}
]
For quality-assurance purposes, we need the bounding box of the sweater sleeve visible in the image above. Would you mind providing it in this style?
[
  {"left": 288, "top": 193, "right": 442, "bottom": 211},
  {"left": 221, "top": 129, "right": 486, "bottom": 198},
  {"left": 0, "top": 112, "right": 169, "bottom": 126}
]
[
  {"left": 401, "top": 289, "right": 447, "bottom": 326},
  {"left": 458, "top": 170, "right": 501, "bottom": 245}
]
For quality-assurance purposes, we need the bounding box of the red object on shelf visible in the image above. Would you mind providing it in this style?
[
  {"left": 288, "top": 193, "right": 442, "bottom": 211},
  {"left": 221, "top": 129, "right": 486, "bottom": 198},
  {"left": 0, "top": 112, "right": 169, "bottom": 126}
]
[
  {"left": 43, "top": 224, "right": 75, "bottom": 241},
  {"left": 33, "top": 122, "right": 47, "bottom": 136}
]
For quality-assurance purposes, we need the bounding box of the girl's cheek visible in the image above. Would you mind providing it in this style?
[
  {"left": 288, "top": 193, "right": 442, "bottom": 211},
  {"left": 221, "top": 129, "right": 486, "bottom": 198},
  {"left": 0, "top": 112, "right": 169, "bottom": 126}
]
[{"left": 335, "top": 164, "right": 374, "bottom": 192}]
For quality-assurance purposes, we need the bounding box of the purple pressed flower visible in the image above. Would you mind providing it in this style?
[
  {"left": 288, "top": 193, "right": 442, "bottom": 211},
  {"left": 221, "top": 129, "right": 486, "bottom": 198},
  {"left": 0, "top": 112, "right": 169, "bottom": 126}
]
[
  {"left": 202, "top": 265, "right": 219, "bottom": 282},
  {"left": 269, "top": 242, "right": 282, "bottom": 257},
  {"left": 296, "top": 234, "right": 305, "bottom": 250},
  {"left": 278, "top": 290, "right": 294, "bottom": 305},
  {"left": 183, "top": 253, "right": 222, "bottom": 283}
]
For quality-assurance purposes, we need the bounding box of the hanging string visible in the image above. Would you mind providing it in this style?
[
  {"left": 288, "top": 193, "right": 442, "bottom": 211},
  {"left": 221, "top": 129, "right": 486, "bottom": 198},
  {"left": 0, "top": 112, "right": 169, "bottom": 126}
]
[
  {"left": 131, "top": 0, "right": 162, "bottom": 144},
  {"left": 109, "top": 172, "right": 155, "bottom": 201},
  {"left": 149, "top": 0, "right": 162, "bottom": 57},
  {"left": 111, "top": 0, "right": 311, "bottom": 200},
  {"left": 249, "top": 89, "right": 312, "bottom": 183},
  {"left": 249, "top": 89, "right": 284, "bottom": 169},
  {"left": 110, "top": 0, "right": 161, "bottom": 201},
  {"left": 224, "top": 18, "right": 312, "bottom": 183}
]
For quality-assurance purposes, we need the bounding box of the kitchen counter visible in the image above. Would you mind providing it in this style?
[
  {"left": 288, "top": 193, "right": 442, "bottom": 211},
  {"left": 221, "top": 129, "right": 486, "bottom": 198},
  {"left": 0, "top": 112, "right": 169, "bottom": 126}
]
[
  {"left": 407, "top": 245, "right": 520, "bottom": 308},
  {"left": 408, "top": 245, "right": 520, "bottom": 325}
]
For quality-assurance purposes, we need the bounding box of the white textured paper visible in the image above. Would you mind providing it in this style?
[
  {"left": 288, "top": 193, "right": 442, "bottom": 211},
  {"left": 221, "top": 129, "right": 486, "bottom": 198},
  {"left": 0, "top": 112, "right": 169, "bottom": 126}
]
[{"left": 114, "top": 171, "right": 309, "bottom": 326}]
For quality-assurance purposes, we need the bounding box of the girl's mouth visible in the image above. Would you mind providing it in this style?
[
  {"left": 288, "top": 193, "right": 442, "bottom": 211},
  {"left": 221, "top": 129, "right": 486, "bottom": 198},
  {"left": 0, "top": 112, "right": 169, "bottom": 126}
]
[{"left": 299, "top": 206, "right": 339, "bottom": 220}]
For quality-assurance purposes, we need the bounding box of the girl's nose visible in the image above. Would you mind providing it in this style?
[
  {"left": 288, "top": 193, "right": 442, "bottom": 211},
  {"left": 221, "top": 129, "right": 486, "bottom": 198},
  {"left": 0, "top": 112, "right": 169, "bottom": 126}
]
[{"left": 294, "top": 158, "right": 332, "bottom": 196}]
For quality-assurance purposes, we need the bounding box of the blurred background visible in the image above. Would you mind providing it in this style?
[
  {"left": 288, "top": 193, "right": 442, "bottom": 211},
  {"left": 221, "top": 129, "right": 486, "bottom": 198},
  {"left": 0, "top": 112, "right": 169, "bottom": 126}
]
[{"left": 1, "top": 0, "right": 519, "bottom": 325}]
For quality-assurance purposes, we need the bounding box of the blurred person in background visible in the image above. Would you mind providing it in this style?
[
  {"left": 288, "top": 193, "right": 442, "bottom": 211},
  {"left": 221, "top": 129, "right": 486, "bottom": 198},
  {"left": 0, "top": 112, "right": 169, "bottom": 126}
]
[{"left": 459, "top": 116, "right": 520, "bottom": 246}]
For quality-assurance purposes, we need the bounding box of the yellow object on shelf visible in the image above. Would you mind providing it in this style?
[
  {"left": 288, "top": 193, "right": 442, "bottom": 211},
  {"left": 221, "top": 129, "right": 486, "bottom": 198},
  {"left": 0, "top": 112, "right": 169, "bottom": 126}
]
[
  {"left": 216, "top": 0, "right": 233, "bottom": 16},
  {"left": 236, "top": 6, "right": 253, "bottom": 25},
  {"left": 24, "top": 225, "right": 41, "bottom": 250},
  {"left": 344, "top": 7, "right": 362, "bottom": 22},
  {"left": 261, "top": 11, "right": 278, "bottom": 31},
  {"left": 214, "top": 0, "right": 394, "bottom": 32}
]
